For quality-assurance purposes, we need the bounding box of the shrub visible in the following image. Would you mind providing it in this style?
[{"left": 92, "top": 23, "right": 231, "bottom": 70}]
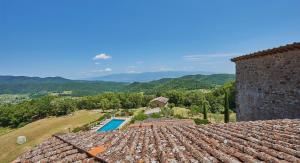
[
  {"left": 174, "top": 114, "right": 184, "bottom": 119},
  {"left": 161, "top": 107, "right": 174, "bottom": 117},
  {"left": 72, "top": 124, "right": 89, "bottom": 133},
  {"left": 190, "top": 105, "right": 200, "bottom": 116},
  {"left": 168, "top": 103, "right": 175, "bottom": 108},
  {"left": 131, "top": 112, "right": 148, "bottom": 123},
  {"left": 150, "top": 113, "right": 161, "bottom": 119},
  {"left": 194, "top": 118, "right": 210, "bottom": 125},
  {"left": 173, "top": 107, "right": 189, "bottom": 117}
]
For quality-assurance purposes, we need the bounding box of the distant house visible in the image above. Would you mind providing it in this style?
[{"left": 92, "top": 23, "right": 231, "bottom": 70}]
[
  {"left": 231, "top": 42, "right": 300, "bottom": 121},
  {"left": 149, "top": 96, "right": 169, "bottom": 108}
]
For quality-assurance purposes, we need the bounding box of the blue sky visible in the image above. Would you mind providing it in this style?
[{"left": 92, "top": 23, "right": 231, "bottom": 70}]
[{"left": 1, "top": 0, "right": 300, "bottom": 79}]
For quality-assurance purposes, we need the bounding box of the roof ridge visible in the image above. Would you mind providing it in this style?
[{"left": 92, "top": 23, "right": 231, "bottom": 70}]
[
  {"left": 53, "top": 134, "right": 107, "bottom": 163},
  {"left": 231, "top": 42, "right": 300, "bottom": 62}
]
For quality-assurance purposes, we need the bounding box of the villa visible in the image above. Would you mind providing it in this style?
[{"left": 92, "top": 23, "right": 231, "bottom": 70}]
[{"left": 15, "top": 119, "right": 300, "bottom": 162}]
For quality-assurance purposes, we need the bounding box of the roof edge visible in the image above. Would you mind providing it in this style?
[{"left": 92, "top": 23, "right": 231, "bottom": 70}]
[
  {"left": 53, "top": 134, "right": 108, "bottom": 163},
  {"left": 231, "top": 42, "right": 300, "bottom": 62}
]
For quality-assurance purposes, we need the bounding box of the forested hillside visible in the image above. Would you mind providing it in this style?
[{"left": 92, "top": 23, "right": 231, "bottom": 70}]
[
  {"left": 0, "top": 81, "right": 235, "bottom": 128},
  {"left": 0, "top": 76, "right": 126, "bottom": 96},
  {"left": 0, "top": 74, "right": 235, "bottom": 96},
  {"left": 126, "top": 74, "right": 235, "bottom": 93}
]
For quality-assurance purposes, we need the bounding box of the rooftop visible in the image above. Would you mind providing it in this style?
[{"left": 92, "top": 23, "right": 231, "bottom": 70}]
[
  {"left": 150, "top": 96, "right": 169, "bottom": 104},
  {"left": 16, "top": 119, "right": 300, "bottom": 162},
  {"left": 231, "top": 42, "right": 300, "bottom": 62}
]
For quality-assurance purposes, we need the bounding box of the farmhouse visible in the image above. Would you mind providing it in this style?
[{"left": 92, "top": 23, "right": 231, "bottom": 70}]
[
  {"left": 149, "top": 96, "right": 169, "bottom": 108},
  {"left": 232, "top": 42, "right": 300, "bottom": 121}
]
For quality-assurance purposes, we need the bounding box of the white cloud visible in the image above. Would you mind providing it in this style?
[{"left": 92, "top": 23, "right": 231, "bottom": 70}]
[
  {"left": 127, "top": 70, "right": 138, "bottom": 73},
  {"left": 136, "top": 61, "right": 144, "bottom": 64},
  {"left": 93, "top": 53, "right": 111, "bottom": 60},
  {"left": 91, "top": 68, "right": 112, "bottom": 73},
  {"left": 104, "top": 68, "right": 112, "bottom": 72},
  {"left": 95, "top": 62, "right": 99, "bottom": 65},
  {"left": 183, "top": 53, "right": 239, "bottom": 61}
]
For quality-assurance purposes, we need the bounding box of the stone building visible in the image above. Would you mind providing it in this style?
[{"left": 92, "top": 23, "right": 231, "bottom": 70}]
[
  {"left": 231, "top": 42, "right": 300, "bottom": 121},
  {"left": 149, "top": 96, "right": 169, "bottom": 108}
]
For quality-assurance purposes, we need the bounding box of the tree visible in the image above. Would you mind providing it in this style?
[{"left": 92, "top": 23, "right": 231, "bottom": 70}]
[
  {"left": 224, "top": 89, "right": 230, "bottom": 123},
  {"left": 202, "top": 98, "right": 209, "bottom": 119},
  {"left": 203, "top": 101, "right": 208, "bottom": 120},
  {"left": 190, "top": 105, "right": 200, "bottom": 116}
]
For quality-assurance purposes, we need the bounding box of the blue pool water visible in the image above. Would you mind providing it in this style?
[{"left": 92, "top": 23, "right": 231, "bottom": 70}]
[{"left": 97, "top": 119, "right": 125, "bottom": 132}]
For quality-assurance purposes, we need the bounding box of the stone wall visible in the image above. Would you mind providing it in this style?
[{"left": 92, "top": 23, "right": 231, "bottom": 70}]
[{"left": 235, "top": 50, "right": 300, "bottom": 121}]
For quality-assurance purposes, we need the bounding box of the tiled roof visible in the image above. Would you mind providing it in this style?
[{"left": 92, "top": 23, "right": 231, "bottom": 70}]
[
  {"left": 231, "top": 42, "right": 300, "bottom": 62},
  {"left": 150, "top": 96, "right": 169, "bottom": 104},
  {"left": 16, "top": 119, "right": 300, "bottom": 162},
  {"left": 128, "top": 118, "right": 195, "bottom": 128}
]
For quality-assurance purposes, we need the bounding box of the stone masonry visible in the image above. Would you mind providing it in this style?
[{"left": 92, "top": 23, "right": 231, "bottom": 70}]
[{"left": 232, "top": 42, "right": 300, "bottom": 121}]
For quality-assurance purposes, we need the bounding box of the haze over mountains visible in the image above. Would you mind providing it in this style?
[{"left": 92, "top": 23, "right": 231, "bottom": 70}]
[{"left": 88, "top": 71, "right": 212, "bottom": 82}]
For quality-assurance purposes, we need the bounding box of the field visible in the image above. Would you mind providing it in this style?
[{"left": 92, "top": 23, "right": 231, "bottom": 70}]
[
  {"left": 0, "top": 110, "right": 101, "bottom": 163},
  {"left": 0, "top": 127, "right": 14, "bottom": 136}
]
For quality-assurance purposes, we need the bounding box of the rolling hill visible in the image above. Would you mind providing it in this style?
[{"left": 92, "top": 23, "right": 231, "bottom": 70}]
[
  {"left": 125, "top": 74, "right": 235, "bottom": 93},
  {"left": 0, "top": 74, "right": 235, "bottom": 96},
  {"left": 0, "top": 76, "right": 126, "bottom": 96},
  {"left": 88, "top": 71, "right": 211, "bottom": 82}
]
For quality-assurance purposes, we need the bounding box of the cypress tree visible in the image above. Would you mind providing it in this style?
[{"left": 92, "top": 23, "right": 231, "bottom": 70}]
[
  {"left": 203, "top": 101, "right": 208, "bottom": 120},
  {"left": 224, "top": 89, "right": 230, "bottom": 123}
]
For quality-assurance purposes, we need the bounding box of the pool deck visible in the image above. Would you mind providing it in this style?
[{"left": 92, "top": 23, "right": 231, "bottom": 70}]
[{"left": 91, "top": 116, "right": 132, "bottom": 132}]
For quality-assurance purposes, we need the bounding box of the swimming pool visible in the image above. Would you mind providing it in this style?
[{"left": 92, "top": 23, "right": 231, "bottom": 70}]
[{"left": 97, "top": 119, "right": 125, "bottom": 133}]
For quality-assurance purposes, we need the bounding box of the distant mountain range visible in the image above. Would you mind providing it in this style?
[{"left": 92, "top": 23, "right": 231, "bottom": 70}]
[
  {"left": 0, "top": 76, "right": 126, "bottom": 96},
  {"left": 0, "top": 73, "right": 235, "bottom": 96},
  {"left": 88, "top": 71, "right": 212, "bottom": 82}
]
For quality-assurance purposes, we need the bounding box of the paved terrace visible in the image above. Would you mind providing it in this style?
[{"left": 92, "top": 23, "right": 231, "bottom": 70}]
[{"left": 16, "top": 119, "right": 300, "bottom": 163}]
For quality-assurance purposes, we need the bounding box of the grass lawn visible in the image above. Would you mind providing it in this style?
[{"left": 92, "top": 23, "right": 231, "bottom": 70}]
[
  {"left": 0, "top": 127, "right": 14, "bottom": 136},
  {"left": 0, "top": 110, "right": 101, "bottom": 163},
  {"left": 172, "top": 107, "right": 190, "bottom": 117},
  {"left": 195, "top": 113, "right": 236, "bottom": 123}
]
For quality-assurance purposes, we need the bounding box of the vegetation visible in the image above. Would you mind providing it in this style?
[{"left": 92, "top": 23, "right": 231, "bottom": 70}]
[
  {"left": 0, "top": 76, "right": 126, "bottom": 96},
  {"left": 194, "top": 118, "right": 210, "bottom": 125},
  {"left": 0, "top": 73, "right": 237, "bottom": 162},
  {"left": 0, "top": 81, "right": 236, "bottom": 129},
  {"left": 126, "top": 74, "right": 235, "bottom": 94},
  {"left": 131, "top": 112, "right": 148, "bottom": 123},
  {"left": 0, "top": 127, "right": 14, "bottom": 136},
  {"left": 0, "top": 74, "right": 234, "bottom": 96},
  {"left": 203, "top": 100, "right": 208, "bottom": 120},
  {"left": 0, "top": 93, "right": 153, "bottom": 128},
  {"left": 0, "top": 110, "right": 100, "bottom": 163},
  {"left": 0, "top": 94, "right": 30, "bottom": 104},
  {"left": 150, "top": 113, "right": 161, "bottom": 119},
  {"left": 173, "top": 107, "right": 190, "bottom": 117},
  {"left": 224, "top": 89, "right": 230, "bottom": 123},
  {"left": 160, "top": 107, "right": 174, "bottom": 117}
]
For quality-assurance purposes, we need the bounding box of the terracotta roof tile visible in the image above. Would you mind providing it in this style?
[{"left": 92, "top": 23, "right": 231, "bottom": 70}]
[
  {"left": 150, "top": 96, "right": 169, "bottom": 103},
  {"left": 231, "top": 42, "right": 300, "bottom": 62},
  {"left": 16, "top": 119, "right": 300, "bottom": 162}
]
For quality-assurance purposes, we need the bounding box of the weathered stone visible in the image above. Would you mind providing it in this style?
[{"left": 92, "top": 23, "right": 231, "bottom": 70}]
[{"left": 232, "top": 45, "right": 300, "bottom": 121}]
